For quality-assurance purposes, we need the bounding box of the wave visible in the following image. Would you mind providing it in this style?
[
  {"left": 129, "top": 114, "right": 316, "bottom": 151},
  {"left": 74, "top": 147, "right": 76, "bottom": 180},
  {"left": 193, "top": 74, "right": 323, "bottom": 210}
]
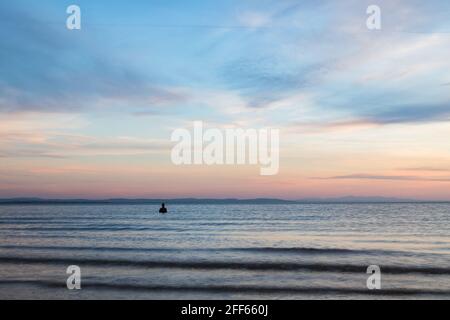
[
  {"left": 0, "top": 226, "right": 181, "bottom": 232},
  {"left": 0, "top": 244, "right": 405, "bottom": 255},
  {"left": 0, "top": 256, "right": 449, "bottom": 275},
  {"left": 236, "top": 247, "right": 371, "bottom": 254},
  {"left": 0, "top": 280, "right": 449, "bottom": 296}
]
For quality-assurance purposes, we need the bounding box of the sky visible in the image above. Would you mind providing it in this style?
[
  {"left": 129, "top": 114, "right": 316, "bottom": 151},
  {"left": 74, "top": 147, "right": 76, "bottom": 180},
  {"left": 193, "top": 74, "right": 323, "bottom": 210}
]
[{"left": 1, "top": 0, "right": 450, "bottom": 200}]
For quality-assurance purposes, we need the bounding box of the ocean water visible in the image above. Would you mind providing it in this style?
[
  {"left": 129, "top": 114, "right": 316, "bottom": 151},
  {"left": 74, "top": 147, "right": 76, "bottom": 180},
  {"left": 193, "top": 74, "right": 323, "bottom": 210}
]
[{"left": 0, "top": 203, "right": 449, "bottom": 300}]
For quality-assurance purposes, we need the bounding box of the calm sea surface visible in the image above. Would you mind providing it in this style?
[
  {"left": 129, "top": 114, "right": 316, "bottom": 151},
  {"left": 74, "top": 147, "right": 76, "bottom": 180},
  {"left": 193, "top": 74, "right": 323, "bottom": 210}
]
[{"left": 0, "top": 203, "right": 449, "bottom": 299}]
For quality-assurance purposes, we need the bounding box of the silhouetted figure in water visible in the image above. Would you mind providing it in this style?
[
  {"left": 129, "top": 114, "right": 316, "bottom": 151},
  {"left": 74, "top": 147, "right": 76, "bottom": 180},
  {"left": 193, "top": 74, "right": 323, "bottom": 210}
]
[{"left": 159, "top": 203, "right": 167, "bottom": 214}]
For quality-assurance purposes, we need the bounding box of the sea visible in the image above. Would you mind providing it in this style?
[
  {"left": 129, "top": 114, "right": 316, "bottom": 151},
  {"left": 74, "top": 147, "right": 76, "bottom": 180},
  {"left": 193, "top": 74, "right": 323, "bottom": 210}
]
[{"left": 0, "top": 203, "right": 449, "bottom": 299}]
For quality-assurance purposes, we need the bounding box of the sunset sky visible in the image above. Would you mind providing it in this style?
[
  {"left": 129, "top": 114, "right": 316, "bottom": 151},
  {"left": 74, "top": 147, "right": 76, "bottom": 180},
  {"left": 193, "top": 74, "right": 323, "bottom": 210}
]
[{"left": 1, "top": 0, "right": 450, "bottom": 200}]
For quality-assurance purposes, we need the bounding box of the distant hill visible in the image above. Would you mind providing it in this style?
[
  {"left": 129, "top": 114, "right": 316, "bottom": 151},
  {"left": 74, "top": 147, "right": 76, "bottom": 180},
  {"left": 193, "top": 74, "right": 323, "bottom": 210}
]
[
  {"left": 0, "top": 196, "right": 434, "bottom": 205},
  {"left": 0, "top": 198, "right": 295, "bottom": 205},
  {"left": 296, "top": 196, "right": 419, "bottom": 203}
]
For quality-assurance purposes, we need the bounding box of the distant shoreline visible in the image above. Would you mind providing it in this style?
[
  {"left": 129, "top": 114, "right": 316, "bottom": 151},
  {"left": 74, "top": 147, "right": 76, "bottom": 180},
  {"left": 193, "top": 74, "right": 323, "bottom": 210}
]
[{"left": 0, "top": 197, "right": 448, "bottom": 205}]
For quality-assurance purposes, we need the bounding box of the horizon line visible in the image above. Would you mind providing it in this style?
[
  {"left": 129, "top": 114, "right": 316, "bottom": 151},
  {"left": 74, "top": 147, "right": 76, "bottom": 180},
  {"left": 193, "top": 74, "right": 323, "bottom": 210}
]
[{"left": 1, "top": 196, "right": 450, "bottom": 204}]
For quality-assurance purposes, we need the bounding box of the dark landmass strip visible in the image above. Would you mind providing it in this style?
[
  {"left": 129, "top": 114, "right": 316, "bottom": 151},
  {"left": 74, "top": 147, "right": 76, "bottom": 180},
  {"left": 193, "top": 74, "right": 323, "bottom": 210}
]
[{"left": 0, "top": 196, "right": 445, "bottom": 205}]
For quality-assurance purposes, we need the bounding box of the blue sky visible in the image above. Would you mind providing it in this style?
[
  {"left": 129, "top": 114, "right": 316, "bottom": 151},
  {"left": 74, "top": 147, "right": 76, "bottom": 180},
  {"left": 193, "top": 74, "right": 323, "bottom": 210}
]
[{"left": 1, "top": 1, "right": 450, "bottom": 199}]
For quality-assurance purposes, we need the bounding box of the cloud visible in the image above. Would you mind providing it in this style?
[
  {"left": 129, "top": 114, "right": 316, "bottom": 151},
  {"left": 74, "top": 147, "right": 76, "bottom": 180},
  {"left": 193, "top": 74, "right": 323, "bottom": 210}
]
[
  {"left": 0, "top": 113, "right": 171, "bottom": 159},
  {"left": 0, "top": 135, "right": 171, "bottom": 158},
  {"left": 215, "top": 1, "right": 450, "bottom": 126},
  {"left": 0, "top": 3, "right": 186, "bottom": 114},
  {"left": 0, "top": 132, "right": 171, "bottom": 159},
  {"left": 219, "top": 54, "right": 329, "bottom": 109},
  {"left": 317, "top": 174, "right": 450, "bottom": 182},
  {"left": 237, "top": 11, "right": 272, "bottom": 28},
  {"left": 399, "top": 167, "right": 450, "bottom": 172},
  {"left": 288, "top": 101, "right": 450, "bottom": 133},
  {"left": 288, "top": 119, "right": 378, "bottom": 133},
  {"left": 362, "top": 102, "right": 450, "bottom": 125}
]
